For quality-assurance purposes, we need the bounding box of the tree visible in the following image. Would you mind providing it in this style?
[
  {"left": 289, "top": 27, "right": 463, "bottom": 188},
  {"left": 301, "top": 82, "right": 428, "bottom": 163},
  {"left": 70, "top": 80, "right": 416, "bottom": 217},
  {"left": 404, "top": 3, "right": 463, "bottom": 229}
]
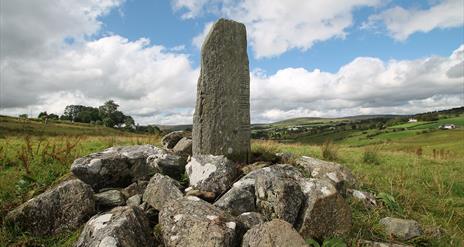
[
  {"left": 19, "top": 114, "right": 28, "bottom": 118},
  {"left": 48, "top": 113, "right": 59, "bottom": 120},
  {"left": 99, "top": 100, "right": 119, "bottom": 118},
  {"left": 38, "top": 111, "right": 48, "bottom": 119},
  {"left": 124, "top": 116, "right": 135, "bottom": 130}
]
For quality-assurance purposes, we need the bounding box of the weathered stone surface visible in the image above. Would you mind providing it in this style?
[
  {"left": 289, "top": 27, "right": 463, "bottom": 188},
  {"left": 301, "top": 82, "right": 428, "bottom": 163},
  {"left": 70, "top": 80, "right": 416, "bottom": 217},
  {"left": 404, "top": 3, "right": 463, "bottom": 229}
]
[
  {"left": 241, "top": 161, "right": 271, "bottom": 175},
  {"left": 5, "top": 179, "right": 95, "bottom": 235},
  {"left": 162, "top": 131, "right": 186, "bottom": 149},
  {"left": 357, "top": 240, "right": 413, "bottom": 247},
  {"left": 349, "top": 189, "right": 377, "bottom": 208},
  {"left": 275, "top": 152, "right": 296, "bottom": 164},
  {"left": 121, "top": 180, "right": 148, "bottom": 199},
  {"left": 255, "top": 171, "right": 304, "bottom": 225},
  {"left": 214, "top": 185, "right": 256, "bottom": 216},
  {"left": 241, "top": 219, "right": 306, "bottom": 247},
  {"left": 126, "top": 194, "right": 142, "bottom": 207},
  {"left": 296, "top": 178, "right": 352, "bottom": 240},
  {"left": 75, "top": 206, "right": 155, "bottom": 247},
  {"left": 147, "top": 148, "right": 187, "bottom": 180},
  {"left": 379, "top": 217, "right": 422, "bottom": 241},
  {"left": 71, "top": 145, "right": 161, "bottom": 190},
  {"left": 159, "top": 196, "right": 238, "bottom": 247},
  {"left": 143, "top": 173, "right": 183, "bottom": 210},
  {"left": 185, "top": 188, "right": 216, "bottom": 202},
  {"left": 173, "top": 137, "right": 193, "bottom": 156},
  {"left": 296, "top": 156, "right": 356, "bottom": 195},
  {"left": 95, "top": 189, "right": 125, "bottom": 208},
  {"left": 186, "top": 155, "right": 238, "bottom": 195},
  {"left": 192, "top": 18, "right": 251, "bottom": 163},
  {"left": 237, "top": 212, "right": 265, "bottom": 231}
]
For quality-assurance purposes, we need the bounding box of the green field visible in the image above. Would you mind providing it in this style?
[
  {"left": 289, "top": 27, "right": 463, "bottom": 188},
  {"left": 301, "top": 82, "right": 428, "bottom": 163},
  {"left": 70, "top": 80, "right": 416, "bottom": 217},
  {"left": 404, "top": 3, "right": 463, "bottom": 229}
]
[{"left": 1, "top": 114, "right": 463, "bottom": 246}]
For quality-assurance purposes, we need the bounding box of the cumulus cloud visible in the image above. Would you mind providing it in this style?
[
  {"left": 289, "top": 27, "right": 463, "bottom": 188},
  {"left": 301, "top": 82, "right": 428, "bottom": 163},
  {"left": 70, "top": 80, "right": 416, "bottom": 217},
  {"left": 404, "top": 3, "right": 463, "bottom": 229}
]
[
  {"left": 250, "top": 44, "right": 464, "bottom": 122},
  {"left": 2, "top": 1, "right": 462, "bottom": 125},
  {"left": 173, "top": 0, "right": 381, "bottom": 58},
  {"left": 0, "top": 0, "right": 199, "bottom": 124},
  {"left": 363, "top": 0, "right": 464, "bottom": 41}
]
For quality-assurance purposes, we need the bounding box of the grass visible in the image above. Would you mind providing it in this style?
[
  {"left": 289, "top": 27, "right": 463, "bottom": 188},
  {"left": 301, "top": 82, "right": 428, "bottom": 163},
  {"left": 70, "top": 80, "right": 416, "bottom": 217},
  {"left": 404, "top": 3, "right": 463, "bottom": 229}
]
[
  {"left": 0, "top": 133, "right": 161, "bottom": 246},
  {"left": 1, "top": 114, "right": 463, "bottom": 246},
  {"left": 251, "top": 139, "right": 464, "bottom": 246}
]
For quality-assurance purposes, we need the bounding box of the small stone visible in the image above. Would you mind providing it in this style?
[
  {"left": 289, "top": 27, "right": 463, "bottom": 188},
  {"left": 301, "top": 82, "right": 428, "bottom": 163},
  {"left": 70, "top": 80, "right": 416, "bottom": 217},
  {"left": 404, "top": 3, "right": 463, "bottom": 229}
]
[
  {"left": 159, "top": 196, "right": 238, "bottom": 247},
  {"left": 126, "top": 194, "right": 142, "bottom": 207},
  {"left": 94, "top": 189, "right": 125, "bottom": 209},
  {"left": 296, "top": 178, "right": 352, "bottom": 240},
  {"left": 143, "top": 173, "right": 183, "bottom": 210},
  {"left": 296, "top": 156, "right": 355, "bottom": 195},
  {"left": 255, "top": 171, "right": 304, "bottom": 225},
  {"left": 5, "top": 179, "right": 95, "bottom": 235},
  {"left": 121, "top": 181, "right": 148, "bottom": 199},
  {"left": 75, "top": 206, "right": 154, "bottom": 247},
  {"left": 186, "top": 154, "right": 238, "bottom": 195},
  {"left": 241, "top": 219, "right": 306, "bottom": 247},
  {"left": 349, "top": 189, "right": 377, "bottom": 208},
  {"left": 236, "top": 212, "right": 265, "bottom": 231},
  {"left": 214, "top": 187, "right": 256, "bottom": 216},
  {"left": 161, "top": 131, "right": 186, "bottom": 149},
  {"left": 379, "top": 217, "right": 422, "bottom": 240},
  {"left": 185, "top": 189, "right": 216, "bottom": 202},
  {"left": 173, "top": 137, "right": 193, "bottom": 156},
  {"left": 147, "top": 148, "right": 187, "bottom": 180}
]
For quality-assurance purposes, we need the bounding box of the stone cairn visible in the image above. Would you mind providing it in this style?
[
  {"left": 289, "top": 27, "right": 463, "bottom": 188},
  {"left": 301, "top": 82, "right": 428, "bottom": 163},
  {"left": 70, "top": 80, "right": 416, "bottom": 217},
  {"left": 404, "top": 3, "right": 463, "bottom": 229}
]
[{"left": 4, "top": 18, "right": 421, "bottom": 247}]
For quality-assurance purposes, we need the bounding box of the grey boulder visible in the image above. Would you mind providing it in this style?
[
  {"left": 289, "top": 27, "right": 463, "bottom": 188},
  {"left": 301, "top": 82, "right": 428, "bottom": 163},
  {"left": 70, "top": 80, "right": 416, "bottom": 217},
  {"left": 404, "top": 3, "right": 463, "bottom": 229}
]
[
  {"left": 242, "top": 219, "right": 307, "bottom": 247},
  {"left": 186, "top": 155, "right": 238, "bottom": 195},
  {"left": 71, "top": 145, "right": 161, "bottom": 190},
  {"left": 5, "top": 179, "right": 95, "bottom": 235},
  {"left": 121, "top": 180, "right": 148, "bottom": 199},
  {"left": 214, "top": 186, "right": 256, "bottom": 216},
  {"left": 161, "top": 131, "right": 185, "bottom": 149},
  {"left": 75, "top": 206, "right": 155, "bottom": 247},
  {"left": 379, "top": 217, "right": 422, "bottom": 241},
  {"left": 173, "top": 137, "right": 193, "bottom": 156},
  {"left": 236, "top": 212, "right": 265, "bottom": 231},
  {"left": 296, "top": 156, "right": 355, "bottom": 195},
  {"left": 255, "top": 170, "right": 304, "bottom": 225},
  {"left": 143, "top": 173, "right": 183, "bottom": 210},
  {"left": 147, "top": 148, "right": 187, "bottom": 180},
  {"left": 296, "top": 178, "right": 352, "bottom": 240},
  {"left": 159, "top": 196, "right": 238, "bottom": 247},
  {"left": 95, "top": 189, "right": 125, "bottom": 209}
]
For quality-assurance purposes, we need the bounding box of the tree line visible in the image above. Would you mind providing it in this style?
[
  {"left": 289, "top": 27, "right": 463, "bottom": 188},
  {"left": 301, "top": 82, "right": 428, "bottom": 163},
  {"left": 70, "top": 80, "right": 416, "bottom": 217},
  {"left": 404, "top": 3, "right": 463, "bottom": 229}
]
[{"left": 37, "top": 100, "right": 135, "bottom": 129}]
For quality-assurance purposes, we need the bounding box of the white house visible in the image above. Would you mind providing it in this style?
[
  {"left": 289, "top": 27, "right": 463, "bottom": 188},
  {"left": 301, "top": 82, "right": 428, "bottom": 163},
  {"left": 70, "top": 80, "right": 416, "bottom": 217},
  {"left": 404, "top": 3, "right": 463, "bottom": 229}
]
[
  {"left": 408, "top": 118, "right": 418, "bottom": 123},
  {"left": 440, "top": 124, "right": 456, "bottom": 130}
]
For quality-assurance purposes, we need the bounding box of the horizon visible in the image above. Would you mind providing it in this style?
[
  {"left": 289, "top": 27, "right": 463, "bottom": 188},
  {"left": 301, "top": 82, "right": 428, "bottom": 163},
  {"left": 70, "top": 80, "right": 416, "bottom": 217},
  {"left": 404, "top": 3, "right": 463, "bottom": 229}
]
[{"left": 1, "top": 0, "right": 463, "bottom": 125}]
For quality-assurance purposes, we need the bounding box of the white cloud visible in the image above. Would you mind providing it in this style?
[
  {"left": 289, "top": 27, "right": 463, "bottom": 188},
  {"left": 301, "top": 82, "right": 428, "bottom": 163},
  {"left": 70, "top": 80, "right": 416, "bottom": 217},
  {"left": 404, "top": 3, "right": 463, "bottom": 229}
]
[
  {"left": 173, "top": 0, "right": 381, "bottom": 58},
  {"left": 250, "top": 44, "right": 464, "bottom": 122},
  {"left": 364, "top": 0, "right": 464, "bottom": 41},
  {"left": 0, "top": 0, "right": 199, "bottom": 125}
]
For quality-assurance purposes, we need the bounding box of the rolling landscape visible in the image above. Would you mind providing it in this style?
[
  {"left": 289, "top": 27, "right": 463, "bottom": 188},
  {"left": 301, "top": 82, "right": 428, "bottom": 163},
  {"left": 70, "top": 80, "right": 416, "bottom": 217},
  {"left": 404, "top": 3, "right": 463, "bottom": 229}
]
[
  {"left": 1, "top": 1, "right": 463, "bottom": 246},
  {"left": 1, "top": 106, "right": 463, "bottom": 246}
]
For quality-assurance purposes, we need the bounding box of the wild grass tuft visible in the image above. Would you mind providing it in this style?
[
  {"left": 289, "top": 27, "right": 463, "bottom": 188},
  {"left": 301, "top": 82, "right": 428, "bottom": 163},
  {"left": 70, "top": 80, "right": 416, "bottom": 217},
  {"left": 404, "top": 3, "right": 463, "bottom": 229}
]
[{"left": 321, "top": 139, "right": 338, "bottom": 161}]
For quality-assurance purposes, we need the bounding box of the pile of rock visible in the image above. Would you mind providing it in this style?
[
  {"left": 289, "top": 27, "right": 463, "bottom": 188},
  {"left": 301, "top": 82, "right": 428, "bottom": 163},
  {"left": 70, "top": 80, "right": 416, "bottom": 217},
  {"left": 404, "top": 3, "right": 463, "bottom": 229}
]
[{"left": 4, "top": 18, "right": 422, "bottom": 247}]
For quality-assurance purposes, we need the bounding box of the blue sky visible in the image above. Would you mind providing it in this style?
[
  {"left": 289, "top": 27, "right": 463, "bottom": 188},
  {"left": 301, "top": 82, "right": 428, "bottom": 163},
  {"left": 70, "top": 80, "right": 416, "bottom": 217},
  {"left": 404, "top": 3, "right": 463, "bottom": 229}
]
[
  {"left": 100, "top": 0, "right": 463, "bottom": 73},
  {"left": 1, "top": 0, "right": 463, "bottom": 124}
]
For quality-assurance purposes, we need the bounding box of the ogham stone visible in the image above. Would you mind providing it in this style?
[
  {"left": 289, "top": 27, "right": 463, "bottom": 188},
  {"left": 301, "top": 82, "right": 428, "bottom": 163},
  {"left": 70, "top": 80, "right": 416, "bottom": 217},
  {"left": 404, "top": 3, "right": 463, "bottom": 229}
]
[{"left": 192, "top": 18, "right": 251, "bottom": 163}]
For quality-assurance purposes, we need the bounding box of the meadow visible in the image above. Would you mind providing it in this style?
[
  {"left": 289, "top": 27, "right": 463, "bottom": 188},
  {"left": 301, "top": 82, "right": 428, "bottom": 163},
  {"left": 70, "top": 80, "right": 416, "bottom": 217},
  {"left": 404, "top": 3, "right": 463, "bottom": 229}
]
[{"left": 0, "top": 115, "right": 463, "bottom": 246}]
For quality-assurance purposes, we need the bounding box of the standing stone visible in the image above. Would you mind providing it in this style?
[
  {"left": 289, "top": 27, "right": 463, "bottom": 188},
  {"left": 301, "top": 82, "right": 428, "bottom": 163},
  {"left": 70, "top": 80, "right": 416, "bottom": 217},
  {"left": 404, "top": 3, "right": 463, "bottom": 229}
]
[{"left": 193, "top": 18, "right": 251, "bottom": 163}]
